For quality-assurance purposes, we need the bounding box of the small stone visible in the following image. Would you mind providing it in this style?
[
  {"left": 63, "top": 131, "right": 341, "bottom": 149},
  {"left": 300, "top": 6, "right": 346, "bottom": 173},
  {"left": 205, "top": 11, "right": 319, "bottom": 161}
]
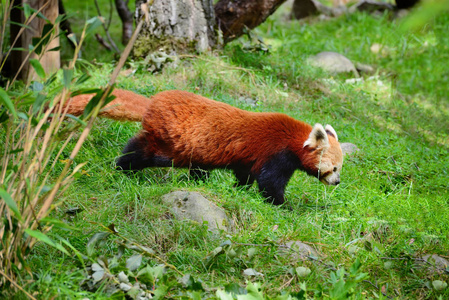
[
  {"left": 161, "top": 191, "right": 233, "bottom": 232},
  {"left": 355, "top": 62, "right": 375, "bottom": 74},
  {"left": 350, "top": 0, "right": 394, "bottom": 13},
  {"left": 243, "top": 268, "right": 264, "bottom": 277},
  {"left": 340, "top": 143, "right": 359, "bottom": 156},
  {"left": 309, "top": 52, "right": 359, "bottom": 77},
  {"left": 280, "top": 241, "right": 318, "bottom": 261},
  {"left": 421, "top": 254, "right": 449, "bottom": 270}
]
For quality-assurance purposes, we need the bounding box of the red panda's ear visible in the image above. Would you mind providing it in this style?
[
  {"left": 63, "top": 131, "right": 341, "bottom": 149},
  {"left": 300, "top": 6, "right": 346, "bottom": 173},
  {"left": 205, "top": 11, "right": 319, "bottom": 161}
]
[
  {"left": 304, "top": 123, "right": 330, "bottom": 150},
  {"left": 325, "top": 125, "right": 338, "bottom": 142}
]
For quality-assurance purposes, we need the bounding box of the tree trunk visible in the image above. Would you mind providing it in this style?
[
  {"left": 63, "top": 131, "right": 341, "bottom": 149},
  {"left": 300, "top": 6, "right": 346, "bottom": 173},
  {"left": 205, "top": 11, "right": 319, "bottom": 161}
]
[
  {"left": 133, "top": 0, "right": 217, "bottom": 58},
  {"left": 10, "top": 0, "right": 60, "bottom": 82},
  {"left": 115, "top": 0, "right": 133, "bottom": 45},
  {"left": 214, "top": 0, "right": 287, "bottom": 44}
]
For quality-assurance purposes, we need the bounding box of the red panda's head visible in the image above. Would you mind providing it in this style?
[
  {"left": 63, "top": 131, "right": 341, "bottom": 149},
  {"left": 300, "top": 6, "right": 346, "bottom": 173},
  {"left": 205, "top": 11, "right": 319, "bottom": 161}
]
[{"left": 303, "top": 124, "right": 343, "bottom": 185}]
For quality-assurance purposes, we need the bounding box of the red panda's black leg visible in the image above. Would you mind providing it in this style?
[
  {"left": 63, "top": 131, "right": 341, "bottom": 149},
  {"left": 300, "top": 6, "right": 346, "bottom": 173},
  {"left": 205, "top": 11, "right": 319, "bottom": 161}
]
[
  {"left": 116, "top": 133, "right": 171, "bottom": 172},
  {"left": 257, "top": 178, "right": 288, "bottom": 205},
  {"left": 233, "top": 169, "right": 255, "bottom": 188},
  {"left": 189, "top": 168, "right": 210, "bottom": 181},
  {"left": 256, "top": 151, "right": 300, "bottom": 205}
]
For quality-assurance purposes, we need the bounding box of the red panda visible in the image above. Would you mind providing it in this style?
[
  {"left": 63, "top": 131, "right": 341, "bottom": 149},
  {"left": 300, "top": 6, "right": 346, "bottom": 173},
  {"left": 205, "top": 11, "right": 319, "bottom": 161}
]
[{"left": 66, "top": 89, "right": 343, "bottom": 205}]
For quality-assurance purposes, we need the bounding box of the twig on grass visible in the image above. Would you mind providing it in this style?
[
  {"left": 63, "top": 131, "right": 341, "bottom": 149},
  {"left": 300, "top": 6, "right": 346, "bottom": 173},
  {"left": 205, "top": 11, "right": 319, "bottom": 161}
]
[
  {"left": 278, "top": 276, "right": 294, "bottom": 291},
  {"left": 362, "top": 279, "right": 394, "bottom": 299}
]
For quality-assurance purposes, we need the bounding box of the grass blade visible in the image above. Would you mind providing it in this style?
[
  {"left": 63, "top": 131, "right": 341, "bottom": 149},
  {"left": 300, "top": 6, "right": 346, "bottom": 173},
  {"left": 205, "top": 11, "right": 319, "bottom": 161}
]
[
  {"left": 0, "top": 188, "right": 22, "bottom": 221},
  {"left": 24, "top": 229, "right": 69, "bottom": 255},
  {"left": 0, "top": 87, "right": 17, "bottom": 119}
]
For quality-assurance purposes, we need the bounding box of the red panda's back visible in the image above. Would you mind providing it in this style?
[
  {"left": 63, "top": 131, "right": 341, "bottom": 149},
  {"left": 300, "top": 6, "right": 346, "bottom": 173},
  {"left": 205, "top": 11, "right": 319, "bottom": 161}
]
[{"left": 142, "top": 90, "right": 311, "bottom": 170}]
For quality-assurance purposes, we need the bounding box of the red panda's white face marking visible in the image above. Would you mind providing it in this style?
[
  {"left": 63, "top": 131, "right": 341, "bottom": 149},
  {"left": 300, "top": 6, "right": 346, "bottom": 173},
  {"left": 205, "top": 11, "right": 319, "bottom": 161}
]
[{"left": 304, "top": 124, "right": 343, "bottom": 185}]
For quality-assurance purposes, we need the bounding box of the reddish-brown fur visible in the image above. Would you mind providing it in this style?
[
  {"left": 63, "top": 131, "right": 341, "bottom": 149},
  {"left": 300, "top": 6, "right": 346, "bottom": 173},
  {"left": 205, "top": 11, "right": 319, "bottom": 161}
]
[
  {"left": 66, "top": 89, "right": 343, "bottom": 205},
  {"left": 66, "top": 89, "right": 150, "bottom": 121},
  {"left": 141, "top": 90, "right": 316, "bottom": 173}
]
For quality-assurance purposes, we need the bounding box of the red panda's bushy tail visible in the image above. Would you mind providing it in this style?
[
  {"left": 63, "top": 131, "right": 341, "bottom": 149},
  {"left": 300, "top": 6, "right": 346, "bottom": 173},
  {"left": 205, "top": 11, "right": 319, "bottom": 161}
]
[{"left": 65, "top": 89, "right": 150, "bottom": 122}]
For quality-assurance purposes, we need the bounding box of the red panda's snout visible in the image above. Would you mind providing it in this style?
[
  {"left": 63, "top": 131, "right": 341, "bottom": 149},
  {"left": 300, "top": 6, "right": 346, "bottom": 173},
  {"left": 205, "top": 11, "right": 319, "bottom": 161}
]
[{"left": 320, "top": 172, "right": 341, "bottom": 185}]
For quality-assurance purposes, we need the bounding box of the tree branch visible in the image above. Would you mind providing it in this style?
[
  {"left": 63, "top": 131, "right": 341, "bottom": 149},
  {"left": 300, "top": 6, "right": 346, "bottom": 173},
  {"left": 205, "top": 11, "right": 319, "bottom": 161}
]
[
  {"left": 94, "top": 0, "right": 120, "bottom": 53},
  {"left": 114, "top": 0, "right": 134, "bottom": 45}
]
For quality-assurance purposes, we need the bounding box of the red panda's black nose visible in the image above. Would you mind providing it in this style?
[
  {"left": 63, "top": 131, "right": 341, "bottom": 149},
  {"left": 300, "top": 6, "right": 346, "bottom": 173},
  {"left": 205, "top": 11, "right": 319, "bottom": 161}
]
[{"left": 335, "top": 179, "right": 340, "bottom": 185}]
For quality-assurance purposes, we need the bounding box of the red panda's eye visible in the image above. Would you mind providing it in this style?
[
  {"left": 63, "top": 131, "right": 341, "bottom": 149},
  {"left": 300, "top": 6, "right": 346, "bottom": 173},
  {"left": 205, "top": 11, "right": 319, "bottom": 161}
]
[{"left": 333, "top": 167, "right": 337, "bottom": 172}]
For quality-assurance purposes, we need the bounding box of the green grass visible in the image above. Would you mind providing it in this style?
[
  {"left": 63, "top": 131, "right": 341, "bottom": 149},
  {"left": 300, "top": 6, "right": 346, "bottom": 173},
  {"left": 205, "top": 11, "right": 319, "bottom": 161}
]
[{"left": 9, "top": 3, "right": 449, "bottom": 300}]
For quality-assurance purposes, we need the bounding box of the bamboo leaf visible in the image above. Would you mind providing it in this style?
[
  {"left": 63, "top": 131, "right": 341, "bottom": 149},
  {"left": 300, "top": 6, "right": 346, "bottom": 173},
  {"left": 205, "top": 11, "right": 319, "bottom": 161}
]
[
  {"left": 70, "top": 88, "right": 101, "bottom": 97},
  {"left": 75, "top": 74, "right": 91, "bottom": 86},
  {"left": 47, "top": 46, "right": 61, "bottom": 52},
  {"left": 67, "top": 33, "right": 77, "bottom": 46},
  {"left": 29, "top": 58, "right": 46, "bottom": 79},
  {"left": 64, "top": 114, "right": 87, "bottom": 126},
  {"left": 23, "top": 3, "right": 32, "bottom": 19},
  {"left": 0, "top": 87, "right": 17, "bottom": 119},
  {"left": 85, "top": 17, "right": 103, "bottom": 37},
  {"left": 82, "top": 89, "right": 115, "bottom": 118},
  {"left": 25, "top": 229, "right": 69, "bottom": 255},
  {"left": 32, "top": 93, "right": 48, "bottom": 115},
  {"left": 40, "top": 217, "right": 79, "bottom": 230},
  {"left": 63, "top": 68, "right": 73, "bottom": 88},
  {"left": 30, "top": 81, "right": 44, "bottom": 92},
  {"left": 32, "top": 23, "right": 54, "bottom": 55},
  {"left": 0, "top": 188, "right": 22, "bottom": 221},
  {"left": 8, "top": 22, "right": 32, "bottom": 30}
]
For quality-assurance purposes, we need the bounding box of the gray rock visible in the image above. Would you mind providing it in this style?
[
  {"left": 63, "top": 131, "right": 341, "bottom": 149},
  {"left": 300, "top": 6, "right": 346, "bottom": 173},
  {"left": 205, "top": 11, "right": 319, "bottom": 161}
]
[
  {"left": 161, "top": 191, "right": 233, "bottom": 232},
  {"left": 355, "top": 62, "right": 375, "bottom": 74},
  {"left": 420, "top": 254, "right": 449, "bottom": 270},
  {"left": 340, "top": 142, "right": 359, "bottom": 156},
  {"left": 279, "top": 241, "right": 318, "bottom": 261},
  {"left": 238, "top": 96, "right": 257, "bottom": 107},
  {"left": 309, "top": 52, "right": 359, "bottom": 77},
  {"left": 349, "top": 0, "right": 395, "bottom": 14}
]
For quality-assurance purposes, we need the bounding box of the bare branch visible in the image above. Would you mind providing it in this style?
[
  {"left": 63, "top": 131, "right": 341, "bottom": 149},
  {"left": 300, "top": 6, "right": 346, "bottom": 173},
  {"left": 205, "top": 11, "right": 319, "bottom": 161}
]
[
  {"left": 114, "top": 0, "right": 133, "bottom": 45},
  {"left": 94, "top": 0, "right": 120, "bottom": 53},
  {"left": 95, "top": 33, "right": 114, "bottom": 51}
]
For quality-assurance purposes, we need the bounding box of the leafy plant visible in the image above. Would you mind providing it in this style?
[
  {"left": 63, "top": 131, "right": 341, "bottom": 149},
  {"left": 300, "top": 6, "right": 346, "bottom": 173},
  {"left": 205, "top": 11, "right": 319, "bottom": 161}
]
[
  {"left": 0, "top": 2, "right": 146, "bottom": 296},
  {"left": 326, "top": 259, "right": 368, "bottom": 299}
]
